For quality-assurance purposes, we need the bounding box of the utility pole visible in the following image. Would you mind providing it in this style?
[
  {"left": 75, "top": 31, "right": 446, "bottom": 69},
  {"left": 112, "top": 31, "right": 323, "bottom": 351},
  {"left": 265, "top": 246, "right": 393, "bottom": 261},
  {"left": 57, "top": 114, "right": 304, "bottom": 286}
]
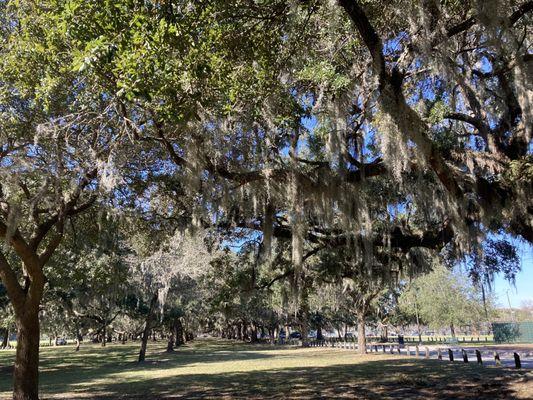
[{"left": 506, "top": 289, "right": 515, "bottom": 322}]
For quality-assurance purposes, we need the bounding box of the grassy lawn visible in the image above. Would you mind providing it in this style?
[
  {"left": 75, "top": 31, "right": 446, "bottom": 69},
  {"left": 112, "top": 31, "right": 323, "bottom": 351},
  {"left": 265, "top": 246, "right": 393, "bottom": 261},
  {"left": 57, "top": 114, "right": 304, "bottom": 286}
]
[{"left": 0, "top": 339, "right": 531, "bottom": 399}]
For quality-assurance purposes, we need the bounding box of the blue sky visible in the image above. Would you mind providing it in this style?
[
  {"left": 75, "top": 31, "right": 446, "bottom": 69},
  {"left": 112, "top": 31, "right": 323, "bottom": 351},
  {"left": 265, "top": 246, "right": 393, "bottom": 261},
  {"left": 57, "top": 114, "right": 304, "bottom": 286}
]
[{"left": 493, "top": 241, "right": 533, "bottom": 308}]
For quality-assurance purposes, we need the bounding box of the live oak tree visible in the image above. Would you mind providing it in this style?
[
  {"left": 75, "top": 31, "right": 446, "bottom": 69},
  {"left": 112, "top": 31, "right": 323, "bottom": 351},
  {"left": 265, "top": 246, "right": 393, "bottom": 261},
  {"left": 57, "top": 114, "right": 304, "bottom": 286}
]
[
  {"left": 59, "top": 0, "right": 532, "bottom": 279},
  {"left": 41, "top": 1, "right": 529, "bottom": 263},
  {"left": 44, "top": 212, "right": 130, "bottom": 348},
  {"left": 127, "top": 229, "right": 213, "bottom": 362},
  {"left": 0, "top": 2, "right": 133, "bottom": 398}
]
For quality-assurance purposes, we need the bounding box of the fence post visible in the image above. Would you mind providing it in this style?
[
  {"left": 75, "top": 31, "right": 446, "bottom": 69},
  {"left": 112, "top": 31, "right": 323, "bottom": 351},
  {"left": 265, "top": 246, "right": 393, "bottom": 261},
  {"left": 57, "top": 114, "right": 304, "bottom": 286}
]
[
  {"left": 425, "top": 346, "right": 430, "bottom": 359},
  {"left": 438, "top": 348, "right": 442, "bottom": 360},
  {"left": 448, "top": 349, "right": 454, "bottom": 362},
  {"left": 475, "top": 350, "right": 482, "bottom": 364},
  {"left": 494, "top": 351, "right": 501, "bottom": 366},
  {"left": 514, "top": 353, "right": 521, "bottom": 369},
  {"left": 462, "top": 349, "right": 468, "bottom": 363}
]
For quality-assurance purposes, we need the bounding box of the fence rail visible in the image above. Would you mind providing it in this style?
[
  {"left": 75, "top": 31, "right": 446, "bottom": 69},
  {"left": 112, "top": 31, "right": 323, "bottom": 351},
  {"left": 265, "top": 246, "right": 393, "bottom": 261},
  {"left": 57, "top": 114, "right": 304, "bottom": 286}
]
[{"left": 295, "top": 338, "right": 529, "bottom": 369}]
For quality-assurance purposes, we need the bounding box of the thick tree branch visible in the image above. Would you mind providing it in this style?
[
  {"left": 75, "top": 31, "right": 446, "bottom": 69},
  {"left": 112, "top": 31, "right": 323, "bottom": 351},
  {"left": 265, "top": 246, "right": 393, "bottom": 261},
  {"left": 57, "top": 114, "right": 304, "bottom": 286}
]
[
  {"left": 446, "top": 1, "right": 532, "bottom": 38},
  {"left": 0, "top": 222, "right": 41, "bottom": 274},
  {"left": 29, "top": 171, "right": 97, "bottom": 251},
  {"left": 0, "top": 250, "right": 24, "bottom": 311},
  {"left": 339, "top": 0, "right": 462, "bottom": 200}
]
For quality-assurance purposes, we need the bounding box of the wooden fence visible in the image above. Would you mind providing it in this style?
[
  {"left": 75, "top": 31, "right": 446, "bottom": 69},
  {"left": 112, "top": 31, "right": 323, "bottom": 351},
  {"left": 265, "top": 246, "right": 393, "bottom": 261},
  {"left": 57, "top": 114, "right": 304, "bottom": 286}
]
[{"left": 304, "top": 338, "right": 524, "bottom": 369}]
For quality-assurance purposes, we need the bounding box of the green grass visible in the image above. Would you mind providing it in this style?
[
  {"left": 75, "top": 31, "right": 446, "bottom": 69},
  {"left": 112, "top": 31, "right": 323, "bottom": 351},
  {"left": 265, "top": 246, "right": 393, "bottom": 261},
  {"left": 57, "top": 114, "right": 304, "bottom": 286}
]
[{"left": 0, "top": 339, "right": 530, "bottom": 399}]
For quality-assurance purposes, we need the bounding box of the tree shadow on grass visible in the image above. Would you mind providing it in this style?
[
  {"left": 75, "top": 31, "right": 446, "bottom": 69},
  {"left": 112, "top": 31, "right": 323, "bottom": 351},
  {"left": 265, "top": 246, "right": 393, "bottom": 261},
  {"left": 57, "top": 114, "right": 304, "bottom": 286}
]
[
  {"left": 49, "top": 357, "right": 530, "bottom": 399},
  {"left": 0, "top": 340, "right": 284, "bottom": 395},
  {"left": 1, "top": 340, "right": 530, "bottom": 399}
]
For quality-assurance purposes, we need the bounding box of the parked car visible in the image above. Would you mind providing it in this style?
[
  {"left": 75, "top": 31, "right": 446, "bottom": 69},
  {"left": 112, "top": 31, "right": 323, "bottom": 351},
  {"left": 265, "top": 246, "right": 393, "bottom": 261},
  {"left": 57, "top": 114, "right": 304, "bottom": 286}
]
[
  {"left": 308, "top": 330, "right": 317, "bottom": 338},
  {"left": 55, "top": 338, "right": 67, "bottom": 345},
  {"left": 289, "top": 332, "right": 302, "bottom": 339}
]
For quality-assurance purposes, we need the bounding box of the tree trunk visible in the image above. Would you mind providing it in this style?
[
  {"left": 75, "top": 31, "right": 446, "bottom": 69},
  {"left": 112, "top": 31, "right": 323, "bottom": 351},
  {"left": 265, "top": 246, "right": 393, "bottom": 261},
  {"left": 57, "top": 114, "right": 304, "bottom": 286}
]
[
  {"left": 74, "top": 322, "right": 81, "bottom": 351},
  {"left": 450, "top": 323, "right": 456, "bottom": 338},
  {"left": 237, "top": 323, "right": 243, "bottom": 341},
  {"left": 13, "top": 310, "right": 40, "bottom": 400},
  {"left": 1, "top": 328, "right": 9, "bottom": 349},
  {"left": 138, "top": 294, "right": 158, "bottom": 363},
  {"left": 101, "top": 320, "right": 106, "bottom": 347},
  {"left": 250, "top": 323, "right": 258, "bottom": 343},
  {"left": 357, "top": 312, "right": 367, "bottom": 355},
  {"left": 174, "top": 318, "right": 185, "bottom": 346},
  {"left": 317, "top": 326, "right": 323, "bottom": 341},
  {"left": 166, "top": 333, "right": 174, "bottom": 352}
]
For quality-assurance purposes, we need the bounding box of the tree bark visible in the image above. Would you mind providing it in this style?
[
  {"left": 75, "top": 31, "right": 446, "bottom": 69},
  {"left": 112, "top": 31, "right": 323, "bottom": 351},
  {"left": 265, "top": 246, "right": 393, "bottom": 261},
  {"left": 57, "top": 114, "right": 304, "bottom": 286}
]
[
  {"left": 174, "top": 318, "right": 185, "bottom": 346},
  {"left": 357, "top": 312, "right": 367, "bottom": 355},
  {"left": 13, "top": 310, "right": 40, "bottom": 400},
  {"left": 166, "top": 333, "right": 174, "bottom": 352},
  {"left": 138, "top": 294, "right": 158, "bottom": 363},
  {"left": 317, "top": 326, "right": 323, "bottom": 341},
  {"left": 250, "top": 323, "right": 258, "bottom": 343},
  {"left": 1, "top": 327, "right": 8, "bottom": 349},
  {"left": 101, "top": 320, "right": 106, "bottom": 347},
  {"left": 237, "top": 322, "right": 243, "bottom": 341}
]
